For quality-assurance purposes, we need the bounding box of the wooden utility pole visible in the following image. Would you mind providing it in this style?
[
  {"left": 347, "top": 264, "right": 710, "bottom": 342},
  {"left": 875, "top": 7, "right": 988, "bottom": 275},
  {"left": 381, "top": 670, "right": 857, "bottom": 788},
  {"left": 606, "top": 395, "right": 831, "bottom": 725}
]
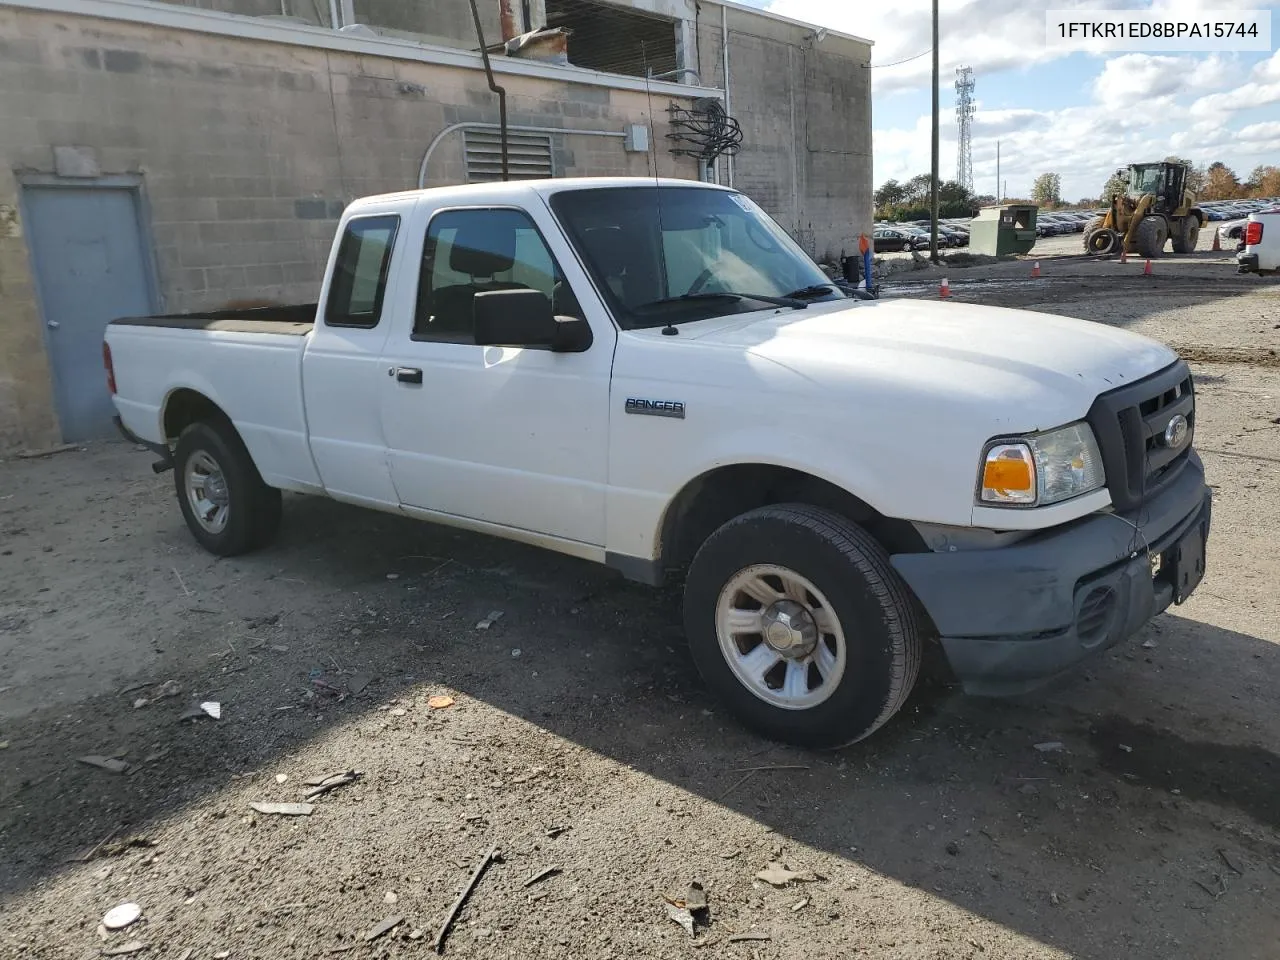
[{"left": 929, "top": 0, "right": 940, "bottom": 261}]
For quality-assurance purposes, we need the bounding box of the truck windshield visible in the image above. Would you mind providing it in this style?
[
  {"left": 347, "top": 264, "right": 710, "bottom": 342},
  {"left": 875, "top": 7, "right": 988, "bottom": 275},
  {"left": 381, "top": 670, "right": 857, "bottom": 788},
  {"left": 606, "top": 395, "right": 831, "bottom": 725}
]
[{"left": 549, "top": 186, "right": 843, "bottom": 330}]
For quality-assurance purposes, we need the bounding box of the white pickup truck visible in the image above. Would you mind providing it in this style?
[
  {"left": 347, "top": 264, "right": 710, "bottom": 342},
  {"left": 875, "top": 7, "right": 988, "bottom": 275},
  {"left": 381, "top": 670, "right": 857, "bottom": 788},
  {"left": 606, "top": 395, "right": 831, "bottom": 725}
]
[
  {"left": 106, "top": 177, "right": 1211, "bottom": 747},
  {"left": 1237, "top": 210, "right": 1279, "bottom": 275}
]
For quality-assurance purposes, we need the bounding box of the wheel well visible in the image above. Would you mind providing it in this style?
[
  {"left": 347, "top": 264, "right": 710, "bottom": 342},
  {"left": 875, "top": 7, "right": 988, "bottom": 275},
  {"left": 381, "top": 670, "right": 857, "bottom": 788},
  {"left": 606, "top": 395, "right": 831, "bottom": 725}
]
[
  {"left": 659, "top": 464, "right": 925, "bottom": 572},
  {"left": 163, "top": 389, "right": 228, "bottom": 440}
]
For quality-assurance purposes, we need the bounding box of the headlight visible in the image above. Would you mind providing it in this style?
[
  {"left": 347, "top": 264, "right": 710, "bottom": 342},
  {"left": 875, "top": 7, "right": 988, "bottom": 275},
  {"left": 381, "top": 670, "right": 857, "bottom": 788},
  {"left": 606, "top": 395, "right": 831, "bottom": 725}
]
[{"left": 978, "top": 422, "right": 1105, "bottom": 507}]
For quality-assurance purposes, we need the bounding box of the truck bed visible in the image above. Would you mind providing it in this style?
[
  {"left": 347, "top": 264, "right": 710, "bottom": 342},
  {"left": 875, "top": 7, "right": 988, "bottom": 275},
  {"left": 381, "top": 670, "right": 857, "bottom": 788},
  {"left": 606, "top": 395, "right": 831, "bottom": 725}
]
[
  {"left": 106, "top": 302, "right": 321, "bottom": 494},
  {"left": 110, "top": 303, "right": 317, "bottom": 335}
]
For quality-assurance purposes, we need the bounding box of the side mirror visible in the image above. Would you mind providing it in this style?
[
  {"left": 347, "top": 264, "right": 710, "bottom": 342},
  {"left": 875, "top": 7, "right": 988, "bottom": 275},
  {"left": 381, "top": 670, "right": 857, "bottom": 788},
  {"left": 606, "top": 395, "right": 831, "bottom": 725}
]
[{"left": 473, "top": 289, "right": 592, "bottom": 353}]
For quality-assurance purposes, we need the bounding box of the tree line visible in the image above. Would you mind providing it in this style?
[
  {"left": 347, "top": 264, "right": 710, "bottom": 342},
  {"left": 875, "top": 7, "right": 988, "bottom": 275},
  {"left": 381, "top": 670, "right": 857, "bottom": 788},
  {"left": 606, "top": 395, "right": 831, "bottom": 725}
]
[
  {"left": 872, "top": 174, "right": 983, "bottom": 221},
  {"left": 1091, "top": 157, "right": 1279, "bottom": 205}
]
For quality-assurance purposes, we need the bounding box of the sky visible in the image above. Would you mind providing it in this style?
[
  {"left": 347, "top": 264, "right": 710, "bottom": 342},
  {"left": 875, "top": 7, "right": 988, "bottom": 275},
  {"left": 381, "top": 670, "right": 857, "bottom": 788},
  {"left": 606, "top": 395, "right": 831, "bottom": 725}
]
[{"left": 740, "top": 0, "right": 1280, "bottom": 200}]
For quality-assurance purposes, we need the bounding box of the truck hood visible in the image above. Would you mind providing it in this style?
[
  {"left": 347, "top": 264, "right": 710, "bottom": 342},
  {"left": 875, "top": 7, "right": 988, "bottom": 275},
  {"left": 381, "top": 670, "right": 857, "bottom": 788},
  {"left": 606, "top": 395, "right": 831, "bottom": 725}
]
[{"left": 679, "top": 298, "right": 1177, "bottom": 419}]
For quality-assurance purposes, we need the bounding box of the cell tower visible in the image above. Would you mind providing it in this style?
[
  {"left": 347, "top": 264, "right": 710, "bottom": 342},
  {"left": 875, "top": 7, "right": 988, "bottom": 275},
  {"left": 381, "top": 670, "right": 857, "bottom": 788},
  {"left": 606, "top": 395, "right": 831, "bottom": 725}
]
[{"left": 955, "top": 66, "right": 975, "bottom": 192}]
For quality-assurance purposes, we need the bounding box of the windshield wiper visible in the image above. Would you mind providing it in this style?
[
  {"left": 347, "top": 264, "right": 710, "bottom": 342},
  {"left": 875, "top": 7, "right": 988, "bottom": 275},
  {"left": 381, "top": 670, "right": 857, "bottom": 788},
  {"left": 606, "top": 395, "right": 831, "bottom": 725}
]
[
  {"left": 637, "top": 291, "right": 808, "bottom": 311},
  {"left": 783, "top": 283, "right": 843, "bottom": 300}
]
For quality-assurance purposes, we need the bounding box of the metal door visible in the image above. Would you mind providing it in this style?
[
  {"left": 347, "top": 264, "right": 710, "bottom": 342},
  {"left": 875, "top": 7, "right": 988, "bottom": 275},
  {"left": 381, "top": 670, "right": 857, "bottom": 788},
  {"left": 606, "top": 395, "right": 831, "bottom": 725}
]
[{"left": 23, "top": 185, "right": 156, "bottom": 441}]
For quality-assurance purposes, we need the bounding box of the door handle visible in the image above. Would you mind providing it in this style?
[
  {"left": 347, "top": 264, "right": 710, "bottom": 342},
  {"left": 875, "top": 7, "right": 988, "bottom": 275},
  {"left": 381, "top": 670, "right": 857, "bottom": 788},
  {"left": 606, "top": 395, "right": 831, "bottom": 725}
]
[{"left": 393, "top": 367, "right": 423, "bottom": 385}]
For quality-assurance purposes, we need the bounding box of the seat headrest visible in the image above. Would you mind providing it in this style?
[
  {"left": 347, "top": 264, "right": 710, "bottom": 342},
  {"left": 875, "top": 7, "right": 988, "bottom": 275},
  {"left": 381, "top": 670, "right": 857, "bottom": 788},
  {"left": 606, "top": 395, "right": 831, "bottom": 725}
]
[{"left": 450, "top": 223, "right": 516, "bottom": 276}]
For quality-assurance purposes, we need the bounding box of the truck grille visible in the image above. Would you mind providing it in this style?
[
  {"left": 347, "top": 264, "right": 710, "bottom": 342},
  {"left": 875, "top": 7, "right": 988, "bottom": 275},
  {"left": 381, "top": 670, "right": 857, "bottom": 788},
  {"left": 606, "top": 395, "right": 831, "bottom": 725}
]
[{"left": 1086, "top": 360, "right": 1195, "bottom": 512}]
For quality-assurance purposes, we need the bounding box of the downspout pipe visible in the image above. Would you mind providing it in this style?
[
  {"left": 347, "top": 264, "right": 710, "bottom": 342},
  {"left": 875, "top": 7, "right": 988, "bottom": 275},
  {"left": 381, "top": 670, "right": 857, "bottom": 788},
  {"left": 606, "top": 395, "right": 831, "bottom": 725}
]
[
  {"left": 721, "top": 4, "right": 733, "bottom": 188},
  {"left": 469, "top": 0, "right": 509, "bottom": 181}
]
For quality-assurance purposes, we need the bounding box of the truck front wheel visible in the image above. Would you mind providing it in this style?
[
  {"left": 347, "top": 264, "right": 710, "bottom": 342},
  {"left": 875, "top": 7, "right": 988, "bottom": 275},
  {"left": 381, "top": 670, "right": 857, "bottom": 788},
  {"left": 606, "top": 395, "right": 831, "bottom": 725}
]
[
  {"left": 684, "top": 504, "right": 922, "bottom": 748},
  {"left": 173, "top": 419, "right": 282, "bottom": 556}
]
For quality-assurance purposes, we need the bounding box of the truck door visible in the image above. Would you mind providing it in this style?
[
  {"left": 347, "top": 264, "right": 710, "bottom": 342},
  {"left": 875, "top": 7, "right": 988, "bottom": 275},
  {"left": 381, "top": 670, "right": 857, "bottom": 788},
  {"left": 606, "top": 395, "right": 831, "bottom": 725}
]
[
  {"left": 301, "top": 211, "right": 402, "bottom": 507},
  {"left": 379, "top": 203, "right": 615, "bottom": 547}
]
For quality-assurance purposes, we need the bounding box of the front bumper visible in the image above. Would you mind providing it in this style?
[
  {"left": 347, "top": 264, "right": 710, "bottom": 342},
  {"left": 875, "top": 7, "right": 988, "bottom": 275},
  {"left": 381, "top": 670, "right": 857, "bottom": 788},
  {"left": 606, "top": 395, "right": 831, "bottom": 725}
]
[
  {"left": 891, "top": 453, "right": 1210, "bottom": 695},
  {"left": 1237, "top": 252, "right": 1259, "bottom": 274}
]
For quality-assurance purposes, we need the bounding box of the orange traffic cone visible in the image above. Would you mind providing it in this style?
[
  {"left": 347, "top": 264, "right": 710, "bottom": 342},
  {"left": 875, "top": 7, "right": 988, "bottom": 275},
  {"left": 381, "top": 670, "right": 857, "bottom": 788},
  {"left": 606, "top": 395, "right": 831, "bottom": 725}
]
[
  {"left": 940, "top": 277, "right": 951, "bottom": 298},
  {"left": 1120, "top": 247, "right": 1128, "bottom": 264},
  {"left": 1143, "top": 258, "right": 1153, "bottom": 276},
  {"left": 1031, "top": 260, "right": 1041, "bottom": 278},
  {"left": 1211, "top": 230, "right": 1221, "bottom": 252}
]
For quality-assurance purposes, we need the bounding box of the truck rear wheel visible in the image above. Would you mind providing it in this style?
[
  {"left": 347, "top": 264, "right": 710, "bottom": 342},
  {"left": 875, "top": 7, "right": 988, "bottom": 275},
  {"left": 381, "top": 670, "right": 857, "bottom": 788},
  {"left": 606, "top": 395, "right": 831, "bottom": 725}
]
[
  {"left": 683, "top": 504, "right": 922, "bottom": 748},
  {"left": 1136, "top": 216, "right": 1168, "bottom": 258},
  {"left": 174, "top": 419, "right": 282, "bottom": 556}
]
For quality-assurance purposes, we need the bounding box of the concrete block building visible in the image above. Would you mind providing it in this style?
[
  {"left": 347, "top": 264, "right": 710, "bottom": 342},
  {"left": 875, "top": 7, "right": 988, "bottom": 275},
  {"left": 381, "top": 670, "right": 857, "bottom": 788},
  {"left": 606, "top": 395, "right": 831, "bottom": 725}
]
[{"left": 0, "top": 0, "right": 871, "bottom": 450}]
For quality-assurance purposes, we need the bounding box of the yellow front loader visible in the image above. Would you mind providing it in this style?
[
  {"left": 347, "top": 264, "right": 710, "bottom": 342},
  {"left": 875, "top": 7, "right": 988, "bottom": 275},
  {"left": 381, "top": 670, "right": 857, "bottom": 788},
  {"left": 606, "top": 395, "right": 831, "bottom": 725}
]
[{"left": 1084, "top": 162, "right": 1206, "bottom": 258}]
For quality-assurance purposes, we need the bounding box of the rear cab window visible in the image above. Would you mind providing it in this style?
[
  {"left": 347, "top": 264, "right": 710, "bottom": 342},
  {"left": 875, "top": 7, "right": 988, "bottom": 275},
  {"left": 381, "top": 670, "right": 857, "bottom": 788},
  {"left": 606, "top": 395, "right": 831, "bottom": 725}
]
[{"left": 326, "top": 215, "right": 400, "bottom": 328}]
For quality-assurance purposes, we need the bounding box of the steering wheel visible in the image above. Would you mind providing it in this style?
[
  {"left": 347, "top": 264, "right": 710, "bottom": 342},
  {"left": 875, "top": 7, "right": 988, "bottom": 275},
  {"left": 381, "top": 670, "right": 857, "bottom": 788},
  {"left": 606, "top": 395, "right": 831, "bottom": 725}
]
[{"left": 686, "top": 267, "right": 716, "bottom": 295}]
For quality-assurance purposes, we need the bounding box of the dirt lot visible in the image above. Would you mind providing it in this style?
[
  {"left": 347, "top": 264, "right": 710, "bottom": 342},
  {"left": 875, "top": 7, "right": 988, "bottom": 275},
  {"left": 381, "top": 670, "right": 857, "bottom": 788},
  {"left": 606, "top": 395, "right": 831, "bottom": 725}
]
[{"left": 2, "top": 257, "right": 1278, "bottom": 960}]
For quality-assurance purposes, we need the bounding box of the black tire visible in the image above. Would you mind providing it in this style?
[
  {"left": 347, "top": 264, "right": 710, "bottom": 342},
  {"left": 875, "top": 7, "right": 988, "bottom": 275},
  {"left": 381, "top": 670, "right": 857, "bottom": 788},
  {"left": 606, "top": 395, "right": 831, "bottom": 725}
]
[
  {"left": 683, "top": 504, "right": 923, "bottom": 749},
  {"left": 173, "top": 419, "right": 282, "bottom": 556},
  {"left": 1084, "top": 227, "right": 1120, "bottom": 255},
  {"left": 1170, "top": 217, "right": 1200, "bottom": 254},
  {"left": 1135, "top": 216, "right": 1168, "bottom": 258}
]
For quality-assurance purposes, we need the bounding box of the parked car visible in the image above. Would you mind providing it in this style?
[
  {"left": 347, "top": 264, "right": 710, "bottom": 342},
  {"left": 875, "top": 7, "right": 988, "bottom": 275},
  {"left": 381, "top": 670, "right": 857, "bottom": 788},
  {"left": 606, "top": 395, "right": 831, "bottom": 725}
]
[
  {"left": 105, "top": 176, "right": 1212, "bottom": 748},
  {"left": 872, "top": 227, "right": 922, "bottom": 252}
]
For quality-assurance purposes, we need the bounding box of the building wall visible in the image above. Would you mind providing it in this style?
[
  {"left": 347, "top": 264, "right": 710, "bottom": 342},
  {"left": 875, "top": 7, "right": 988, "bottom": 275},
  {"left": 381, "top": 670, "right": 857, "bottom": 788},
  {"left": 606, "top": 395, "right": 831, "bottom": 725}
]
[
  {"left": 696, "top": 1, "right": 873, "bottom": 264},
  {"left": 0, "top": 5, "right": 698, "bottom": 451}
]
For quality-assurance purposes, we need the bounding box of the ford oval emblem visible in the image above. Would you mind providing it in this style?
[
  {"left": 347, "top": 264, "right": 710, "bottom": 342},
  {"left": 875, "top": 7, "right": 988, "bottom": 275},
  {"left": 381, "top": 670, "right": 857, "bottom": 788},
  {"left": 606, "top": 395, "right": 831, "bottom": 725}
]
[{"left": 1163, "top": 413, "right": 1189, "bottom": 448}]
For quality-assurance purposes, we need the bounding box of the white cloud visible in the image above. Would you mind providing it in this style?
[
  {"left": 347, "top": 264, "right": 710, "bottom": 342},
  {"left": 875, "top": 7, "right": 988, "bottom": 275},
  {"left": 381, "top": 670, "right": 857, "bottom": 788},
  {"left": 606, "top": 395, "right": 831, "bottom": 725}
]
[
  {"left": 1091, "top": 53, "right": 1235, "bottom": 108},
  {"left": 1238, "top": 120, "right": 1280, "bottom": 142},
  {"left": 1188, "top": 48, "right": 1280, "bottom": 117}
]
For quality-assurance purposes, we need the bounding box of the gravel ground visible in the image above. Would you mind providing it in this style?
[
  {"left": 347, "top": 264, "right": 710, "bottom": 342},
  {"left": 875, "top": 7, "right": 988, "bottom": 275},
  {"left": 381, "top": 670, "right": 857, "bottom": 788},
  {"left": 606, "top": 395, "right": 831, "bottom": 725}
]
[{"left": 2, "top": 258, "right": 1278, "bottom": 960}]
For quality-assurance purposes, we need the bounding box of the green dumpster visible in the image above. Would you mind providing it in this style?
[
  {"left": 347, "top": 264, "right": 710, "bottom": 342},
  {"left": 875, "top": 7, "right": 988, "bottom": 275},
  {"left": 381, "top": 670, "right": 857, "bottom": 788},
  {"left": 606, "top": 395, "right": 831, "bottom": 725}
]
[{"left": 969, "top": 205, "right": 1038, "bottom": 256}]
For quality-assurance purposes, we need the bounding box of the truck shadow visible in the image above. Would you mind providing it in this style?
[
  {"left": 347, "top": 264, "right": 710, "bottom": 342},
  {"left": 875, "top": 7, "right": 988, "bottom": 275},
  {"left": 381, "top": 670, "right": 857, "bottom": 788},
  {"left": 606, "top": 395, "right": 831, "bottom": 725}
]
[{"left": 3, "top": 491, "right": 1279, "bottom": 959}]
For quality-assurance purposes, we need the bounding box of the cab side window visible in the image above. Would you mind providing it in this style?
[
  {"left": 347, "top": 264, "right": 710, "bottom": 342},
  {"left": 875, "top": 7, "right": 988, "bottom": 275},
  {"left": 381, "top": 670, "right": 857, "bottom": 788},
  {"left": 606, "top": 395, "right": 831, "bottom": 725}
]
[
  {"left": 413, "top": 208, "right": 582, "bottom": 342},
  {"left": 325, "top": 215, "right": 399, "bottom": 328}
]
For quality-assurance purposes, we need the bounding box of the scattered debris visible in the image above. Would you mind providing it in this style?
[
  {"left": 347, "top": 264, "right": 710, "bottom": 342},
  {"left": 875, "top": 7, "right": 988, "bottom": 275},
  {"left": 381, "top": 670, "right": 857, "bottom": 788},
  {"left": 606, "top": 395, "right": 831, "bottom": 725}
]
[
  {"left": 383, "top": 891, "right": 399, "bottom": 905},
  {"left": 1033, "top": 742, "right": 1065, "bottom": 753},
  {"left": 275, "top": 774, "right": 289, "bottom": 784},
  {"left": 348, "top": 674, "right": 373, "bottom": 696},
  {"left": 475, "top": 610, "right": 504, "bottom": 630},
  {"left": 179, "top": 701, "right": 221, "bottom": 721},
  {"left": 1119, "top": 744, "right": 1133, "bottom": 753},
  {"left": 171, "top": 567, "right": 193, "bottom": 597},
  {"left": 1050, "top": 891, "right": 1062, "bottom": 905},
  {"left": 102, "top": 903, "right": 142, "bottom": 930},
  {"left": 427, "top": 695, "right": 455, "bottom": 709},
  {"left": 545, "top": 825, "right": 570, "bottom": 839},
  {"left": 754, "top": 862, "right": 818, "bottom": 887},
  {"left": 156, "top": 680, "right": 181, "bottom": 698},
  {"left": 65, "top": 827, "right": 120, "bottom": 864},
  {"left": 727, "top": 933, "right": 771, "bottom": 943},
  {"left": 304, "top": 771, "right": 361, "bottom": 800},
  {"left": 79, "top": 756, "right": 129, "bottom": 775},
  {"left": 432, "top": 845, "right": 501, "bottom": 953},
  {"left": 408, "top": 929, "right": 425, "bottom": 940},
  {"left": 1141, "top": 639, "right": 1157, "bottom": 649},
  {"left": 1193, "top": 875, "right": 1228, "bottom": 900},
  {"left": 386, "top": 573, "right": 400, "bottom": 580},
  {"left": 791, "top": 898, "right": 810, "bottom": 912},
  {"left": 0, "top": 740, "right": 8, "bottom": 749},
  {"left": 389, "top": 707, "right": 407, "bottom": 717},
  {"left": 665, "top": 902, "right": 696, "bottom": 937},
  {"left": 511, "top": 648, "right": 522, "bottom": 658},
  {"left": 132, "top": 698, "right": 150, "bottom": 710},
  {"left": 1217, "top": 849, "right": 1244, "bottom": 876},
  {"left": 101, "top": 941, "right": 148, "bottom": 956},
  {"left": 249, "top": 802, "right": 315, "bottom": 817},
  {"left": 523, "top": 866, "right": 561, "bottom": 888}
]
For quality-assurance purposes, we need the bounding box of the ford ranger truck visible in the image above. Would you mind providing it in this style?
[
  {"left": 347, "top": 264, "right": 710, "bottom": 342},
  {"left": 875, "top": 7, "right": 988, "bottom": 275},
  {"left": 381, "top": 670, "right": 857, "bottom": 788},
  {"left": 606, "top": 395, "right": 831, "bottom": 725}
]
[
  {"left": 1237, "top": 210, "right": 1279, "bottom": 275},
  {"left": 105, "top": 178, "right": 1211, "bottom": 748}
]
